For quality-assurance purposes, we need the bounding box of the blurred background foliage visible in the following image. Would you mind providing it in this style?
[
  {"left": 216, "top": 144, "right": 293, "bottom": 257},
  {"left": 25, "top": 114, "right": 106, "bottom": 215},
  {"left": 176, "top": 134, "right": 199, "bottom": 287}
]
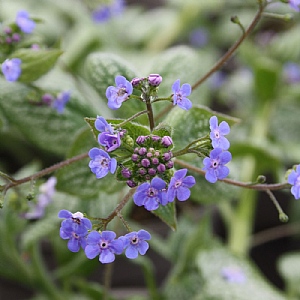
[{"left": 0, "top": 0, "right": 300, "bottom": 299}]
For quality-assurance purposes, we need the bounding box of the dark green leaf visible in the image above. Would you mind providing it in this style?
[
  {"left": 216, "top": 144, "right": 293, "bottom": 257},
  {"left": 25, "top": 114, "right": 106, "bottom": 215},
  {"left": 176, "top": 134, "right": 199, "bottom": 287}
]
[
  {"left": 0, "top": 79, "right": 91, "bottom": 155},
  {"left": 152, "top": 201, "right": 177, "bottom": 231}
]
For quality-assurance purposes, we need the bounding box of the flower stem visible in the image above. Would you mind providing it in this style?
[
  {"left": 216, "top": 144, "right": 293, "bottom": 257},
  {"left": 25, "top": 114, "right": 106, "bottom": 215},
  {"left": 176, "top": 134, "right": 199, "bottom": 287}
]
[
  {"left": 115, "top": 110, "right": 148, "bottom": 127},
  {"left": 191, "top": 1, "right": 266, "bottom": 91}
]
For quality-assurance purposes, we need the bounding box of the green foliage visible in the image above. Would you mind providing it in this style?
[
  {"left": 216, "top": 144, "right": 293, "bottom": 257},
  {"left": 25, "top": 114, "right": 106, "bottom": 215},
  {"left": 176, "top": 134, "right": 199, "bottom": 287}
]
[
  {"left": 9, "top": 48, "right": 63, "bottom": 83},
  {"left": 165, "top": 104, "right": 239, "bottom": 151}
]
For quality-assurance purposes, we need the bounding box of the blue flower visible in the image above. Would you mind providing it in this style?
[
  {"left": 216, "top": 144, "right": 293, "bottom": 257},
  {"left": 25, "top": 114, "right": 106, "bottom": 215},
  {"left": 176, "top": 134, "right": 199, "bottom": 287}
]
[
  {"left": 52, "top": 91, "right": 71, "bottom": 114},
  {"left": 133, "top": 177, "right": 167, "bottom": 211},
  {"left": 283, "top": 63, "right": 300, "bottom": 84},
  {"left": 58, "top": 210, "right": 92, "bottom": 233},
  {"left": 60, "top": 226, "right": 88, "bottom": 252},
  {"left": 16, "top": 10, "right": 36, "bottom": 34},
  {"left": 221, "top": 266, "right": 246, "bottom": 283},
  {"left": 1, "top": 58, "right": 22, "bottom": 81},
  {"left": 88, "top": 148, "right": 117, "bottom": 178},
  {"left": 189, "top": 28, "right": 209, "bottom": 48},
  {"left": 85, "top": 231, "right": 124, "bottom": 263},
  {"left": 172, "top": 79, "right": 192, "bottom": 110},
  {"left": 120, "top": 230, "right": 151, "bottom": 259},
  {"left": 289, "top": 0, "right": 300, "bottom": 11},
  {"left": 209, "top": 116, "right": 230, "bottom": 150},
  {"left": 92, "top": 0, "right": 124, "bottom": 23},
  {"left": 288, "top": 164, "right": 300, "bottom": 199},
  {"left": 95, "top": 116, "right": 114, "bottom": 134},
  {"left": 106, "top": 75, "right": 133, "bottom": 110},
  {"left": 98, "top": 132, "right": 121, "bottom": 152},
  {"left": 23, "top": 177, "right": 57, "bottom": 219},
  {"left": 167, "top": 169, "right": 196, "bottom": 202},
  {"left": 202, "top": 148, "right": 232, "bottom": 183},
  {"left": 58, "top": 210, "right": 92, "bottom": 252}
]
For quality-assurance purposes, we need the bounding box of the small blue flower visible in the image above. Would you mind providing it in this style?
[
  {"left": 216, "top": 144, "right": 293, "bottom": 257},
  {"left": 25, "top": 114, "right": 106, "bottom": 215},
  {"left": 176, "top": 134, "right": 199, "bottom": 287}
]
[
  {"left": 88, "top": 148, "right": 117, "bottom": 178},
  {"left": 289, "top": 0, "right": 300, "bottom": 11},
  {"left": 16, "top": 10, "right": 36, "bottom": 34},
  {"left": 120, "top": 230, "right": 151, "bottom": 259},
  {"left": 283, "top": 63, "right": 300, "bottom": 84},
  {"left": 221, "top": 266, "right": 246, "bottom": 283},
  {"left": 60, "top": 226, "right": 88, "bottom": 252},
  {"left": 106, "top": 75, "right": 133, "bottom": 110},
  {"left": 172, "top": 79, "right": 192, "bottom": 110},
  {"left": 85, "top": 231, "right": 124, "bottom": 263},
  {"left": 133, "top": 177, "right": 167, "bottom": 211},
  {"left": 167, "top": 169, "right": 196, "bottom": 203},
  {"left": 209, "top": 116, "right": 230, "bottom": 150},
  {"left": 202, "top": 148, "right": 232, "bottom": 183},
  {"left": 95, "top": 116, "right": 114, "bottom": 134},
  {"left": 189, "top": 28, "right": 209, "bottom": 48},
  {"left": 52, "top": 91, "right": 71, "bottom": 114},
  {"left": 58, "top": 210, "right": 92, "bottom": 252},
  {"left": 58, "top": 210, "right": 92, "bottom": 233},
  {"left": 98, "top": 132, "right": 121, "bottom": 152},
  {"left": 1, "top": 58, "right": 22, "bottom": 81},
  {"left": 23, "top": 177, "right": 57, "bottom": 219},
  {"left": 288, "top": 164, "right": 300, "bottom": 199},
  {"left": 92, "top": 0, "right": 124, "bottom": 23}
]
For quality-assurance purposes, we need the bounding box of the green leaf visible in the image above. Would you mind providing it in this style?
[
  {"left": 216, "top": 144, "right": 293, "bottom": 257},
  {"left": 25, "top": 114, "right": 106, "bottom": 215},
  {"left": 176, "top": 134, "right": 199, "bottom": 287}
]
[
  {"left": 152, "top": 122, "right": 173, "bottom": 138},
  {"left": 56, "top": 128, "right": 123, "bottom": 198},
  {"left": 0, "top": 79, "right": 92, "bottom": 155},
  {"left": 164, "top": 104, "right": 239, "bottom": 151},
  {"left": 9, "top": 48, "right": 63, "bottom": 83},
  {"left": 152, "top": 201, "right": 177, "bottom": 231},
  {"left": 195, "top": 248, "right": 285, "bottom": 300},
  {"left": 84, "top": 52, "right": 146, "bottom": 119}
]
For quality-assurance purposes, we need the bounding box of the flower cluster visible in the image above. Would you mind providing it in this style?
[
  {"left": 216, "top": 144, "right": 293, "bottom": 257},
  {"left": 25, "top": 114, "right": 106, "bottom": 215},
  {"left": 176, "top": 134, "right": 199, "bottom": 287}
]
[
  {"left": 23, "top": 177, "right": 57, "bottom": 219},
  {"left": 105, "top": 74, "right": 192, "bottom": 111},
  {"left": 203, "top": 116, "right": 232, "bottom": 183},
  {"left": 40, "top": 91, "right": 71, "bottom": 113},
  {"left": 58, "top": 210, "right": 151, "bottom": 263},
  {"left": 1, "top": 10, "right": 36, "bottom": 82}
]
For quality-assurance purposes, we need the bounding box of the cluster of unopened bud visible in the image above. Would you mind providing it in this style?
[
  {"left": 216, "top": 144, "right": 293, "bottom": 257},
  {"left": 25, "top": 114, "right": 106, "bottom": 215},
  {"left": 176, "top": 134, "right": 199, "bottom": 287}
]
[
  {"left": 121, "top": 134, "right": 174, "bottom": 187},
  {"left": 0, "top": 27, "right": 21, "bottom": 45}
]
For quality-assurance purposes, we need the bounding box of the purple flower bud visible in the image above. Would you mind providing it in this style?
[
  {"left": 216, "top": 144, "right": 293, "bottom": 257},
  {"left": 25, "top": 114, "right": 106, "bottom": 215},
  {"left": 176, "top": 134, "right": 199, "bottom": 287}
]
[
  {"left": 151, "top": 135, "right": 161, "bottom": 142},
  {"left": 148, "top": 168, "right": 156, "bottom": 176},
  {"left": 127, "top": 180, "right": 137, "bottom": 188},
  {"left": 141, "top": 158, "right": 150, "bottom": 168},
  {"left": 31, "top": 44, "right": 40, "bottom": 50},
  {"left": 12, "top": 33, "right": 20, "bottom": 42},
  {"left": 138, "top": 147, "right": 147, "bottom": 156},
  {"left": 149, "top": 147, "right": 155, "bottom": 152},
  {"left": 131, "top": 154, "right": 139, "bottom": 162},
  {"left": 146, "top": 152, "right": 153, "bottom": 158},
  {"left": 134, "top": 147, "right": 139, "bottom": 153},
  {"left": 4, "top": 27, "right": 12, "bottom": 34},
  {"left": 157, "top": 164, "right": 166, "bottom": 173},
  {"left": 151, "top": 157, "right": 159, "bottom": 165},
  {"left": 139, "top": 168, "right": 147, "bottom": 176},
  {"left": 161, "top": 136, "right": 173, "bottom": 147},
  {"left": 136, "top": 135, "right": 147, "bottom": 145},
  {"left": 121, "top": 168, "right": 131, "bottom": 179},
  {"left": 42, "top": 93, "right": 54, "bottom": 105},
  {"left": 163, "top": 152, "right": 172, "bottom": 161},
  {"left": 154, "top": 151, "right": 160, "bottom": 157},
  {"left": 166, "top": 161, "right": 174, "bottom": 169},
  {"left": 145, "top": 175, "right": 151, "bottom": 180},
  {"left": 148, "top": 74, "right": 162, "bottom": 86},
  {"left": 5, "top": 37, "right": 12, "bottom": 44},
  {"left": 131, "top": 77, "right": 144, "bottom": 87}
]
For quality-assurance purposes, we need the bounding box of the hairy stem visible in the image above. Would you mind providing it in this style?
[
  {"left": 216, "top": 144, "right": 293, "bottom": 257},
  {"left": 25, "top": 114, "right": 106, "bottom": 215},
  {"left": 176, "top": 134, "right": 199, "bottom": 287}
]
[
  {"left": 191, "top": 1, "right": 265, "bottom": 91},
  {"left": 174, "top": 158, "right": 289, "bottom": 191}
]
